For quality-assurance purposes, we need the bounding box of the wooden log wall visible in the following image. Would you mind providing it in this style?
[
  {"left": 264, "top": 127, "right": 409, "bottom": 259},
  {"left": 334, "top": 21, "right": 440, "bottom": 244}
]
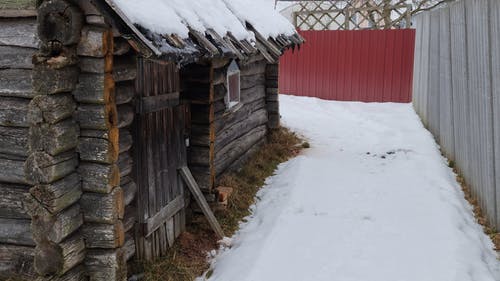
[
  {"left": 0, "top": 3, "right": 38, "bottom": 277},
  {"left": 74, "top": 1, "right": 135, "bottom": 280},
  {"left": 213, "top": 57, "right": 270, "bottom": 178},
  {"left": 21, "top": 0, "right": 86, "bottom": 279},
  {"left": 182, "top": 55, "right": 274, "bottom": 191}
]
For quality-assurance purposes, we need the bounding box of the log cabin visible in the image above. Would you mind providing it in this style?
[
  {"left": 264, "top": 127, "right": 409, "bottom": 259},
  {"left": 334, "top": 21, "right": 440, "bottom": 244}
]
[{"left": 0, "top": 0, "right": 303, "bottom": 280}]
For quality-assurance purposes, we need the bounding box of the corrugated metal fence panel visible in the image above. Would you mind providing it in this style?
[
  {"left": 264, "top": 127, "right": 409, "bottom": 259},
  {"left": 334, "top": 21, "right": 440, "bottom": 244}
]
[
  {"left": 491, "top": 0, "right": 500, "bottom": 227},
  {"left": 427, "top": 11, "right": 440, "bottom": 139},
  {"left": 467, "top": 0, "right": 496, "bottom": 226},
  {"left": 438, "top": 8, "right": 454, "bottom": 160},
  {"left": 279, "top": 29, "right": 416, "bottom": 103},
  {"left": 412, "top": 0, "right": 499, "bottom": 228},
  {"left": 450, "top": 0, "right": 470, "bottom": 181}
]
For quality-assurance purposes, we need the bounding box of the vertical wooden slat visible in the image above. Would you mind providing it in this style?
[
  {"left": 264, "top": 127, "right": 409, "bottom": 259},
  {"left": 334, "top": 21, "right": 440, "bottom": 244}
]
[{"left": 134, "top": 59, "right": 187, "bottom": 260}]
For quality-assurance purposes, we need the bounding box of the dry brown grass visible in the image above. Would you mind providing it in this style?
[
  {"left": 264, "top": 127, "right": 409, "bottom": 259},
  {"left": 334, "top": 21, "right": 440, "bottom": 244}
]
[
  {"left": 453, "top": 168, "right": 499, "bottom": 252},
  {"left": 142, "top": 127, "right": 304, "bottom": 281}
]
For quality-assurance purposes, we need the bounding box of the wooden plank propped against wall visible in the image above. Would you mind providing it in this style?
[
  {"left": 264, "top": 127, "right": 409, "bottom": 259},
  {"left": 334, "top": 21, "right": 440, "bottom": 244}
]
[{"left": 179, "top": 166, "right": 225, "bottom": 238}]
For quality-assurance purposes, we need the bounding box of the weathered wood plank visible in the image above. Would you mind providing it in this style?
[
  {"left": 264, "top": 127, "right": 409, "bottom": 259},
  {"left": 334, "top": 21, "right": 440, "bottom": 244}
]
[
  {"left": 0, "top": 45, "right": 35, "bottom": 69},
  {"left": 188, "top": 146, "right": 210, "bottom": 166},
  {"left": 143, "top": 195, "right": 184, "bottom": 237},
  {"left": 85, "top": 249, "right": 127, "bottom": 281},
  {"left": 28, "top": 94, "right": 76, "bottom": 125},
  {"left": 190, "top": 124, "right": 210, "bottom": 147},
  {"left": 118, "top": 151, "right": 132, "bottom": 178},
  {"left": 215, "top": 125, "right": 267, "bottom": 175},
  {"left": 122, "top": 177, "right": 136, "bottom": 206},
  {"left": 224, "top": 138, "right": 265, "bottom": 175},
  {"left": 28, "top": 203, "right": 83, "bottom": 252},
  {"left": 0, "top": 183, "right": 30, "bottom": 219},
  {"left": 268, "top": 113, "right": 280, "bottom": 129},
  {"left": 37, "top": 264, "right": 86, "bottom": 281},
  {"left": 0, "top": 244, "right": 35, "bottom": 280},
  {"left": 0, "top": 18, "right": 38, "bottom": 48},
  {"left": 34, "top": 233, "right": 86, "bottom": 276},
  {"left": 241, "top": 73, "right": 266, "bottom": 90},
  {"left": 29, "top": 173, "right": 81, "bottom": 214},
  {"left": 79, "top": 57, "right": 113, "bottom": 74},
  {"left": 25, "top": 151, "right": 78, "bottom": 184},
  {"left": 123, "top": 206, "right": 135, "bottom": 232},
  {"left": 113, "top": 56, "right": 137, "bottom": 82},
  {"left": 0, "top": 69, "right": 33, "bottom": 98},
  {"left": 0, "top": 157, "right": 27, "bottom": 184},
  {"left": 117, "top": 104, "right": 134, "bottom": 129},
  {"left": 113, "top": 37, "right": 131, "bottom": 56},
  {"left": 115, "top": 81, "right": 135, "bottom": 105},
  {"left": 0, "top": 96, "right": 30, "bottom": 127},
  {"left": 80, "top": 187, "right": 124, "bottom": 224},
  {"left": 0, "top": 218, "right": 34, "bottom": 246},
  {"left": 29, "top": 119, "right": 79, "bottom": 156},
  {"left": 240, "top": 60, "right": 267, "bottom": 76},
  {"left": 179, "top": 166, "right": 224, "bottom": 238},
  {"left": 215, "top": 109, "right": 268, "bottom": 153},
  {"left": 0, "top": 125, "right": 28, "bottom": 157},
  {"left": 119, "top": 129, "right": 132, "bottom": 153},
  {"left": 123, "top": 232, "right": 135, "bottom": 261},
  {"left": 215, "top": 99, "right": 266, "bottom": 134},
  {"left": 78, "top": 163, "right": 120, "bottom": 194},
  {"left": 82, "top": 222, "right": 125, "bottom": 248},
  {"left": 266, "top": 99, "right": 279, "bottom": 112},
  {"left": 77, "top": 26, "right": 112, "bottom": 57},
  {"left": 0, "top": 0, "right": 36, "bottom": 17},
  {"left": 74, "top": 73, "right": 114, "bottom": 104},
  {"left": 0, "top": 9, "right": 36, "bottom": 18},
  {"left": 32, "top": 65, "right": 79, "bottom": 95},
  {"left": 188, "top": 166, "right": 211, "bottom": 191},
  {"left": 76, "top": 103, "right": 117, "bottom": 130},
  {"left": 137, "top": 92, "right": 180, "bottom": 114},
  {"left": 78, "top": 135, "right": 119, "bottom": 164}
]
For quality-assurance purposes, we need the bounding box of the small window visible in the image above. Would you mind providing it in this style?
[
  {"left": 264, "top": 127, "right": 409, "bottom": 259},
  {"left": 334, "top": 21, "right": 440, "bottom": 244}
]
[{"left": 226, "top": 60, "right": 240, "bottom": 109}]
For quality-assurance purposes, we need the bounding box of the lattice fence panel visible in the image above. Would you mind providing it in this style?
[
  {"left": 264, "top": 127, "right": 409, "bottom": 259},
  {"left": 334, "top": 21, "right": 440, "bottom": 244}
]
[{"left": 285, "top": 0, "right": 415, "bottom": 30}]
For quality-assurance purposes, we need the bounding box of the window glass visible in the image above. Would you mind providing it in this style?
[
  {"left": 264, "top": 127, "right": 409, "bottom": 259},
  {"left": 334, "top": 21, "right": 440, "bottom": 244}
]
[{"left": 226, "top": 60, "right": 240, "bottom": 109}]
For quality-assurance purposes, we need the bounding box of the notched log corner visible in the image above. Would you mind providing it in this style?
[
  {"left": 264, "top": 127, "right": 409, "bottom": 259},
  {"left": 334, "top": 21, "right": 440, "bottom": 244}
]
[{"left": 37, "top": 0, "right": 84, "bottom": 46}]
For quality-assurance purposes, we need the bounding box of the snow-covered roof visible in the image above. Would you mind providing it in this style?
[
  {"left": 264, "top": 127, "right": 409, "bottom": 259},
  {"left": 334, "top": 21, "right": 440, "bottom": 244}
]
[{"left": 100, "top": 0, "right": 304, "bottom": 63}]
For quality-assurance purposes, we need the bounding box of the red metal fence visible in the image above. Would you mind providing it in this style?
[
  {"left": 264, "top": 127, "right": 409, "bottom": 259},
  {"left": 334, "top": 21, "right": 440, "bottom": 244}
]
[{"left": 279, "top": 29, "right": 416, "bottom": 103}]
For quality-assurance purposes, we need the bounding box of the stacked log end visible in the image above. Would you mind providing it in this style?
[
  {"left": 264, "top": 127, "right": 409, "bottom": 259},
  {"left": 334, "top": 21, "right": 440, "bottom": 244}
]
[
  {"left": 265, "top": 63, "right": 280, "bottom": 129},
  {"left": 181, "top": 62, "right": 216, "bottom": 191},
  {"left": 74, "top": 1, "right": 136, "bottom": 279},
  {"left": 15, "top": 0, "right": 86, "bottom": 280}
]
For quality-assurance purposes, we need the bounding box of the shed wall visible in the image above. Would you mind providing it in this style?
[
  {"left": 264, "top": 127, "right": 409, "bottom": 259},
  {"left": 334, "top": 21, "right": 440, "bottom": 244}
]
[
  {"left": 0, "top": 15, "right": 38, "bottom": 280},
  {"left": 183, "top": 56, "right": 277, "bottom": 191}
]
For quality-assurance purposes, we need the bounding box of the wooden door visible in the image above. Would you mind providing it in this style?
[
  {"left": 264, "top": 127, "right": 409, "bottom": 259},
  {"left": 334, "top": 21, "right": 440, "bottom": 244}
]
[{"left": 133, "top": 58, "right": 188, "bottom": 260}]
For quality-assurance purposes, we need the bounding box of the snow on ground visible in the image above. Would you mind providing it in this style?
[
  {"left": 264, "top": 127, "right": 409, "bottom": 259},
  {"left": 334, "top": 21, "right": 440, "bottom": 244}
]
[{"left": 202, "top": 95, "right": 500, "bottom": 281}]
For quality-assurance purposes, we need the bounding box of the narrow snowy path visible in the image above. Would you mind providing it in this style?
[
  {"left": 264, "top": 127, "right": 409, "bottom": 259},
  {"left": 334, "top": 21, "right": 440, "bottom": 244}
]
[{"left": 205, "top": 95, "right": 500, "bottom": 281}]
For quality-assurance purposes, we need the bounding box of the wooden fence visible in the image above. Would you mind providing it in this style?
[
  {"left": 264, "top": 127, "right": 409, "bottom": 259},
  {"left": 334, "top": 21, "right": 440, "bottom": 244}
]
[{"left": 412, "top": 0, "right": 500, "bottom": 229}]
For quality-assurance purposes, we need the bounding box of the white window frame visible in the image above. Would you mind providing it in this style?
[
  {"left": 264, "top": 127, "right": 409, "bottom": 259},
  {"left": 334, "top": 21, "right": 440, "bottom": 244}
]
[{"left": 226, "top": 60, "right": 241, "bottom": 109}]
